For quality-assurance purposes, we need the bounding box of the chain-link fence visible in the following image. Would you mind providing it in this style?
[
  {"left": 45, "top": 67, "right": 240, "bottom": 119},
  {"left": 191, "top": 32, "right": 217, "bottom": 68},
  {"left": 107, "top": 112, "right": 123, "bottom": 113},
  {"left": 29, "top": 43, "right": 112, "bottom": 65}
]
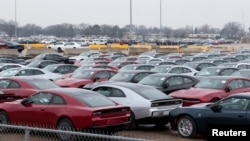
[{"left": 0, "top": 124, "right": 152, "bottom": 141}]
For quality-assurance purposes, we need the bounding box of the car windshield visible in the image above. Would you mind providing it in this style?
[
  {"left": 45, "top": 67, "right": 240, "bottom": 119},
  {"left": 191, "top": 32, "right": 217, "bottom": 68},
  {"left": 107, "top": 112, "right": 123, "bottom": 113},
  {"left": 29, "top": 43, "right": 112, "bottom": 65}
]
[
  {"left": 26, "top": 79, "right": 60, "bottom": 90},
  {"left": 194, "top": 78, "right": 227, "bottom": 89},
  {"left": 196, "top": 68, "right": 220, "bottom": 76},
  {"left": 151, "top": 66, "right": 172, "bottom": 73},
  {"left": 76, "top": 94, "right": 116, "bottom": 107},
  {"left": 34, "top": 54, "right": 45, "bottom": 59},
  {"left": 110, "top": 72, "right": 135, "bottom": 82},
  {"left": 0, "top": 68, "right": 20, "bottom": 77},
  {"left": 184, "top": 63, "right": 198, "bottom": 69},
  {"left": 120, "top": 66, "right": 137, "bottom": 71},
  {"left": 133, "top": 87, "right": 171, "bottom": 100},
  {"left": 139, "top": 75, "right": 165, "bottom": 86},
  {"left": 71, "top": 70, "right": 94, "bottom": 79}
]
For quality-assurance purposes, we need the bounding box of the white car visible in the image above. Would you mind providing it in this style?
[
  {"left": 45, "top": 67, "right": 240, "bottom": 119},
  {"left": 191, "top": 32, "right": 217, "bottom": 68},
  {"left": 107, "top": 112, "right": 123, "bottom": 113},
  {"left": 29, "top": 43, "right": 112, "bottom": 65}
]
[
  {"left": 151, "top": 65, "right": 198, "bottom": 76},
  {"left": 0, "top": 67, "right": 62, "bottom": 81},
  {"left": 91, "top": 82, "right": 182, "bottom": 129},
  {"left": 47, "top": 42, "right": 66, "bottom": 49}
]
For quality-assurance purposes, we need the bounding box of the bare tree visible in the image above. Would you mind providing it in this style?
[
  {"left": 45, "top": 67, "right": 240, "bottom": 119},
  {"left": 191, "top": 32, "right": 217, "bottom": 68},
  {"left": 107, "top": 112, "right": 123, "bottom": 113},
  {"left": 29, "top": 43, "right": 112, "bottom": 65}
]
[{"left": 220, "top": 22, "right": 244, "bottom": 40}]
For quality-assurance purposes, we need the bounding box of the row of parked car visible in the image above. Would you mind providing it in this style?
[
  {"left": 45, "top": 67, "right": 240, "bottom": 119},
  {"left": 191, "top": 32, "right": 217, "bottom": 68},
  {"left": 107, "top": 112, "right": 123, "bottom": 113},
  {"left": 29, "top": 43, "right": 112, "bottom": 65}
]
[{"left": 0, "top": 49, "right": 250, "bottom": 139}]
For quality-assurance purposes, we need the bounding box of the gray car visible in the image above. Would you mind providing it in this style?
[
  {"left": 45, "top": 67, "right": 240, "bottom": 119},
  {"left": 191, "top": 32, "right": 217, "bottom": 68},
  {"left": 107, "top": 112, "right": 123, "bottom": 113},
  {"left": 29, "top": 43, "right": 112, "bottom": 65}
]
[{"left": 91, "top": 82, "right": 182, "bottom": 129}]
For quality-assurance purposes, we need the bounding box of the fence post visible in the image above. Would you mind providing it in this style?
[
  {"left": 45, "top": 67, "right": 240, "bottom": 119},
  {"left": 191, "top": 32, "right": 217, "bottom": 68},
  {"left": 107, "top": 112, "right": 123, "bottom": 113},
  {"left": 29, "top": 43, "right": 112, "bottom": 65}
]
[{"left": 24, "top": 129, "right": 30, "bottom": 141}]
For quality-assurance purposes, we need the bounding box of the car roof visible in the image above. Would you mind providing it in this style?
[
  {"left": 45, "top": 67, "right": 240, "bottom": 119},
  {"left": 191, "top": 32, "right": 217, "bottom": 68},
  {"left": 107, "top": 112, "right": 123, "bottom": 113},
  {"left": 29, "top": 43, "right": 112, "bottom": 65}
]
[
  {"left": 45, "top": 88, "right": 98, "bottom": 96},
  {"left": 199, "top": 76, "right": 249, "bottom": 80},
  {"left": 145, "top": 73, "right": 193, "bottom": 77},
  {"left": 228, "top": 93, "right": 250, "bottom": 99},
  {"left": 96, "top": 82, "right": 154, "bottom": 90},
  {"left": 117, "top": 70, "right": 155, "bottom": 73}
]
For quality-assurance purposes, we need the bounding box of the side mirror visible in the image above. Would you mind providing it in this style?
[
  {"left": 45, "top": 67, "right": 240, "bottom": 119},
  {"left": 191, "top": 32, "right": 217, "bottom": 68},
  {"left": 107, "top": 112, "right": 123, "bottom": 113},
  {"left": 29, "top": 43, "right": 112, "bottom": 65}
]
[
  {"left": 93, "top": 77, "right": 100, "bottom": 82},
  {"left": 194, "top": 72, "right": 197, "bottom": 76},
  {"left": 21, "top": 98, "right": 33, "bottom": 106},
  {"left": 163, "top": 83, "right": 169, "bottom": 88},
  {"left": 225, "top": 86, "right": 232, "bottom": 92},
  {"left": 210, "top": 103, "right": 222, "bottom": 112}
]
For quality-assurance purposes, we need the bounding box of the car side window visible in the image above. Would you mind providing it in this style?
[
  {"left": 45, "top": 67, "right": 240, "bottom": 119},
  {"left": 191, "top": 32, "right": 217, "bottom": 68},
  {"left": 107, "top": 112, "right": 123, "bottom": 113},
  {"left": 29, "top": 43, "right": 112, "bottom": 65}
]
[
  {"left": 220, "top": 69, "right": 237, "bottom": 76},
  {"left": 29, "top": 93, "right": 53, "bottom": 104},
  {"left": 95, "top": 71, "right": 109, "bottom": 79},
  {"left": 169, "top": 67, "right": 181, "bottom": 73},
  {"left": 32, "top": 70, "right": 44, "bottom": 75},
  {"left": 94, "top": 87, "right": 112, "bottom": 97},
  {"left": 16, "top": 70, "right": 31, "bottom": 76},
  {"left": 183, "top": 77, "right": 194, "bottom": 84},
  {"left": 8, "top": 81, "right": 20, "bottom": 88},
  {"left": 227, "top": 80, "right": 244, "bottom": 89},
  {"left": 244, "top": 80, "right": 250, "bottom": 87},
  {"left": 182, "top": 68, "right": 192, "bottom": 73},
  {"left": 166, "top": 76, "right": 183, "bottom": 86},
  {"left": 219, "top": 97, "right": 249, "bottom": 111},
  {"left": 0, "top": 80, "right": 11, "bottom": 88},
  {"left": 50, "top": 95, "right": 66, "bottom": 105},
  {"left": 237, "top": 65, "right": 247, "bottom": 69},
  {"left": 111, "top": 88, "right": 126, "bottom": 97},
  {"left": 109, "top": 71, "right": 116, "bottom": 78}
]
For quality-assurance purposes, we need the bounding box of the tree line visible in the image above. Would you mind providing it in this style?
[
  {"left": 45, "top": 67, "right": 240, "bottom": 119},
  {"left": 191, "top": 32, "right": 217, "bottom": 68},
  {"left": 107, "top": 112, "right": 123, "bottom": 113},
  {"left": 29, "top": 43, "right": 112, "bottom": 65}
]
[{"left": 0, "top": 19, "right": 246, "bottom": 40}]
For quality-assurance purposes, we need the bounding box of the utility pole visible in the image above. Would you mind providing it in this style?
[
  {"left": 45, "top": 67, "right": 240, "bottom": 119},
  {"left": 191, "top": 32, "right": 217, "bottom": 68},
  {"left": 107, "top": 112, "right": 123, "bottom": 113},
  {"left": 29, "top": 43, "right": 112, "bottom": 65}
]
[
  {"left": 130, "top": 0, "right": 133, "bottom": 38},
  {"left": 160, "top": 0, "right": 162, "bottom": 37},
  {"left": 14, "top": 0, "right": 17, "bottom": 38}
]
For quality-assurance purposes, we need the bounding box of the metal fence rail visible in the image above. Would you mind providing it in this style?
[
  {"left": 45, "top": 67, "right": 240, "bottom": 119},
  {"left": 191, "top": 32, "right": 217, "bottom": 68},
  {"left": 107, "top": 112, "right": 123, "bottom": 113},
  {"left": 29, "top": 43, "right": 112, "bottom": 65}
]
[{"left": 0, "top": 124, "right": 151, "bottom": 141}]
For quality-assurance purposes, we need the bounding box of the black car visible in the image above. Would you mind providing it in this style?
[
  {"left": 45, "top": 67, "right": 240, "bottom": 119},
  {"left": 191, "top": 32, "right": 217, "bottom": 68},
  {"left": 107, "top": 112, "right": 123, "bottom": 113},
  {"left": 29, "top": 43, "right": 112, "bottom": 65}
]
[
  {"left": 44, "top": 64, "right": 78, "bottom": 74},
  {"left": 138, "top": 73, "right": 199, "bottom": 94},
  {"left": 27, "top": 60, "right": 60, "bottom": 69},
  {"left": 169, "top": 93, "right": 250, "bottom": 138},
  {"left": 0, "top": 56, "right": 25, "bottom": 64},
  {"left": 1, "top": 40, "right": 24, "bottom": 52},
  {"left": 25, "top": 53, "right": 69, "bottom": 64}
]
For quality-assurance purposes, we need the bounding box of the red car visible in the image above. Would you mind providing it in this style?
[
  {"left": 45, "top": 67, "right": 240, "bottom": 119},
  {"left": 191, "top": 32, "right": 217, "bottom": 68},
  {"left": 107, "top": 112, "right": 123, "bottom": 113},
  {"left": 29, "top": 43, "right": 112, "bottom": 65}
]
[
  {"left": 0, "top": 88, "right": 130, "bottom": 140},
  {"left": 55, "top": 69, "right": 117, "bottom": 88},
  {"left": 169, "top": 76, "right": 250, "bottom": 106},
  {"left": 0, "top": 77, "right": 60, "bottom": 100}
]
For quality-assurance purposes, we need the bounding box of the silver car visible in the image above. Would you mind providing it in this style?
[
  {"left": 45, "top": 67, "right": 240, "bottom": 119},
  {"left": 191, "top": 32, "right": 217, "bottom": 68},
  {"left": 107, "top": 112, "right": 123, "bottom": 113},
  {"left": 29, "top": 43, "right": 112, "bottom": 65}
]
[{"left": 91, "top": 82, "right": 182, "bottom": 129}]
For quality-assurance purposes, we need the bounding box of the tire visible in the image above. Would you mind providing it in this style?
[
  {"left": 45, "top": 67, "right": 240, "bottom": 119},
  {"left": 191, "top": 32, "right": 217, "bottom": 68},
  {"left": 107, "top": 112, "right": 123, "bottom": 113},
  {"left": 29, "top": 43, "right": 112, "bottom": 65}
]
[
  {"left": 0, "top": 111, "right": 10, "bottom": 132},
  {"left": 127, "top": 112, "right": 137, "bottom": 130},
  {"left": 155, "top": 120, "right": 169, "bottom": 129},
  {"left": 177, "top": 116, "right": 197, "bottom": 138},
  {"left": 56, "top": 118, "right": 75, "bottom": 141}
]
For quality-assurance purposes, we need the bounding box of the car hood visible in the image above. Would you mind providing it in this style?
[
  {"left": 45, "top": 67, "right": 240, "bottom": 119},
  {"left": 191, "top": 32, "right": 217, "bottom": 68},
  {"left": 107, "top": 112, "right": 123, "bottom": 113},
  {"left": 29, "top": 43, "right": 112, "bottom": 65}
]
[
  {"left": 169, "top": 87, "right": 223, "bottom": 99},
  {"left": 56, "top": 77, "right": 92, "bottom": 86}
]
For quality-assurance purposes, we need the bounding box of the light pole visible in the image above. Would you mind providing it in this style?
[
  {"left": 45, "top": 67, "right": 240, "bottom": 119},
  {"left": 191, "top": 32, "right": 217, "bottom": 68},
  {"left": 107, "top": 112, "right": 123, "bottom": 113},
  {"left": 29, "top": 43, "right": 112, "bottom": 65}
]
[
  {"left": 14, "top": 0, "right": 17, "bottom": 38},
  {"left": 130, "top": 0, "right": 132, "bottom": 35},
  {"left": 160, "top": 0, "right": 162, "bottom": 37}
]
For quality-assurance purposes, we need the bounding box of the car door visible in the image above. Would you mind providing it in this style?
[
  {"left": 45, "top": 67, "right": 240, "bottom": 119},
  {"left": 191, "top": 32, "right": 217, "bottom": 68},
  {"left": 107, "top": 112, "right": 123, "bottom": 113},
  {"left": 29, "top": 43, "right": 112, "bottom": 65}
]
[
  {"left": 15, "top": 93, "right": 53, "bottom": 126},
  {"left": 205, "top": 97, "right": 248, "bottom": 128},
  {"left": 219, "top": 68, "right": 238, "bottom": 76}
]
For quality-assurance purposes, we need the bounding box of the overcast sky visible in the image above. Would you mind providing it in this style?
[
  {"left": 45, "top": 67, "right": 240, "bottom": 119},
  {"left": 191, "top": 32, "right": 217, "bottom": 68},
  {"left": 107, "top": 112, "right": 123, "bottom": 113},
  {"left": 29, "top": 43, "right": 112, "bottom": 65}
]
[{"left": 0, "top": 0, "right": 249, "bottom": 30}]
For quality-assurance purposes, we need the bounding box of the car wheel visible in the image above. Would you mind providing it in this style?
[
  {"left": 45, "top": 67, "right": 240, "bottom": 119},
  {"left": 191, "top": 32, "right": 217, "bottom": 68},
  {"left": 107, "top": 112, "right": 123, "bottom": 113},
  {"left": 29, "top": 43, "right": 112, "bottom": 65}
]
[
  {"left": 155, "top": 120, "right": 169, "bottom": 129},
  {"left": 0, "top": 111, "right": 10, "bottom": 132},
  {"left": 56, "top": 118, "right": 75, "bottom": 141},
  {"left": 127, "top": 112, "right": 137, "bottom": 130},
  {"left": 177, "top": 116, "right": 197, "bottom": 138}
]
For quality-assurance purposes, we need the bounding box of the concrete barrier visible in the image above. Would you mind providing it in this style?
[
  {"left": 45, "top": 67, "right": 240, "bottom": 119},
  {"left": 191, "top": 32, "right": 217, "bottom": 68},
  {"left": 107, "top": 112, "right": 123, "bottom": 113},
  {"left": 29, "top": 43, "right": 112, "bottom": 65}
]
[
  {"left": 0, "top": 49, "right": 21, "bottom": 56},
  {"left": 89, "top": 44, "right": 107, "bottom": 50},
  {"left": 128, "top": 47, "right": 150, "bottom": 55},
  {"left": 156, "top": 48, "right": 179, "bottom": 53},
  {"left": 181, "top": 48, "right": 202, "bottom": 53},
  {"left": 64, "top": 48, "right": 89, "bottom": 55},
  {"left": 99, "top": 48, "right": 128, "bottom": 54},
  {"left": 110, "top": 44, "right": 129, "bottom": 49},
  {"left": 187, "top": 45, "right": 210, "bottom": 52},
  {"left": 22, "top": 43, "right": 46, "bottom": 49},
  {"left": 25, "top": 48, "right": 56, "bottom": 57},
  {"left": 132, "top": 44, "right": 152, "bottom": 51}
]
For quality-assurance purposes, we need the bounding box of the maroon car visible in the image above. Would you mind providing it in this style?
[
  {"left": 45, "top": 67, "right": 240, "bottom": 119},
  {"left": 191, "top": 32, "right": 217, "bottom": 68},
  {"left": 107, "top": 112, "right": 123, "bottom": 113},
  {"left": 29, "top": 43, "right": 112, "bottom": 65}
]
[
  {"left": 0, "top": 88, "right": 130, "bottom": 140},
  {"left": 0, "top": 77, "right": 60, "bottom": 100},
  {"left": 169, "top": 76, "right": 250, "bottom": 106},
  {"left": 55, "top": 69, "right": 117, "bottom": 88}
]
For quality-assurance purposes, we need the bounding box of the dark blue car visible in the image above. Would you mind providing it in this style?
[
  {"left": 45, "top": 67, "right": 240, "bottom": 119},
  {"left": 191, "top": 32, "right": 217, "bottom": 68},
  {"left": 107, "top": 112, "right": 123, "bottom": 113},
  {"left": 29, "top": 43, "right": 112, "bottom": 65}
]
[{"left": 169, "top": 93, "right": 250, "bottom": 138}]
